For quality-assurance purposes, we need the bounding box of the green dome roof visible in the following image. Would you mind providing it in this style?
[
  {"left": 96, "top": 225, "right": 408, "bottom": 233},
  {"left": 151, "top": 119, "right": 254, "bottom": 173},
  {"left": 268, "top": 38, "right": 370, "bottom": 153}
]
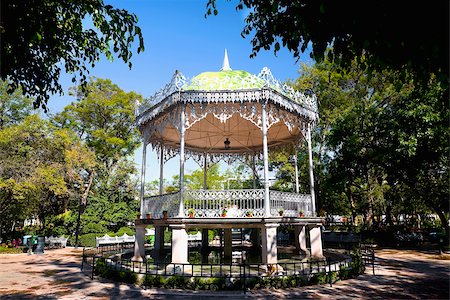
[{"left": 183, "top": 70, "right": 266, "bottom": 91}]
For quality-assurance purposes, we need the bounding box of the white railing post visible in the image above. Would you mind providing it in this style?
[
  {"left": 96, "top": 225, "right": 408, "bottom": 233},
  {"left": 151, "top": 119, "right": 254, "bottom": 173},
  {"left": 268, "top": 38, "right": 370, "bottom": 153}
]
[
  {"left": 261, "top": 101, "right": 271, "bottom": 217},
  {"left": 159, "top": 146, "right": 164, "bottom": 196},
  {"left": 307, "top": 124, "right": 316, "bottom": 216},
  {"left": 179, "top": 104, "right": 186, "bottom": 217},
  {"left": 139, "top": 136, "right": 147, "bottom": 217}
]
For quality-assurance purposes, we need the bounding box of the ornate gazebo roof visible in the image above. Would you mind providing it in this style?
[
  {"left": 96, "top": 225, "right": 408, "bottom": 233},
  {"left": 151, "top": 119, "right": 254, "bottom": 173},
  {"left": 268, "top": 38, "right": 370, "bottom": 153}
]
[{"left": 135, "top": 52, "right": 318, "bottom": 162}]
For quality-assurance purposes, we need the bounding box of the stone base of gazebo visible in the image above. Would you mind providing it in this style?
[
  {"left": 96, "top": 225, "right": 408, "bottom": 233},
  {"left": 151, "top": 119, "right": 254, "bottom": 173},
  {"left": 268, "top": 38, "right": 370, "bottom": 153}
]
[{"left": 132, "top": 217, "right": 324, "bottom": 264}]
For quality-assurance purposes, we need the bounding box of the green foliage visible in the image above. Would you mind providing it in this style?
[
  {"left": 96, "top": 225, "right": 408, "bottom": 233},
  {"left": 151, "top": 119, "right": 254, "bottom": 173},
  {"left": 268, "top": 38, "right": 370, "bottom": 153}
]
[
  {"left": 70, "top": 233, "right": 99, "bottom": 247},
  {"left": 0, "top": 113, "right": 95, "bottom": 236},
  {"left": 2, "top": 0, "right": 144, "bottom": 109},
  {"left": 95, "top": 258, "right": 138, "bottom": 284},
  {"left": 0, "top": 246, "right": 24, "bottom": 254},
  {"left": 0, "top": 80, "right": 34, "bottom": 129},
  {"left": 185, "top": 164, "right": 225, "bottom": 190},
  {"left": 207, "top": 1, "right": 448, "bottom": 87}
]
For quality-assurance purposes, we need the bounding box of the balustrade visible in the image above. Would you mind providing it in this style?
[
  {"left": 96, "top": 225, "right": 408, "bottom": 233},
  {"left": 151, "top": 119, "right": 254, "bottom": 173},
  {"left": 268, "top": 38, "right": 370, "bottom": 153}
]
[{"left": 141, "top": 189, "right": 313, "bottom": 218}]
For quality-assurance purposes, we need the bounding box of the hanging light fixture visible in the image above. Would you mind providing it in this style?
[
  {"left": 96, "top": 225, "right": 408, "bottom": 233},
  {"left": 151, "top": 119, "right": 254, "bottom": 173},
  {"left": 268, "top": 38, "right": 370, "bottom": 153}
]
[{"left": 224, "top": 138, "right": 231, "bottom": 150}]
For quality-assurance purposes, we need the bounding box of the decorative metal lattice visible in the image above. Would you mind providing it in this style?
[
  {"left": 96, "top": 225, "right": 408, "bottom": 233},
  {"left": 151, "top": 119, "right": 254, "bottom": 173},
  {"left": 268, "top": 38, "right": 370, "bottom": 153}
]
[
  {"left": 269, "top": 191, "right": 313, "bottom": 217},
  {"left": 184, "top": 189, "right": 266, "bottom": 218},
  {"left": 142, "top": 192, "right": 180, "bottom": 218}
]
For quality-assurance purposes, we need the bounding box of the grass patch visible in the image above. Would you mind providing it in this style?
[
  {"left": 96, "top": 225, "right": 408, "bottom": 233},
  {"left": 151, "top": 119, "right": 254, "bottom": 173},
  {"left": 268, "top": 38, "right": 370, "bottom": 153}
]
[{"left": 0, "top": 246, "right": 24, "bottom": 254}]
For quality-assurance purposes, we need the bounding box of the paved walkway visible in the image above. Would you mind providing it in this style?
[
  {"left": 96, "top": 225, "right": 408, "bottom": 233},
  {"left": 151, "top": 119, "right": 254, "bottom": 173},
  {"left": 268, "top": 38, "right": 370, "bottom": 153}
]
[{"left": 0, "top": 247, "right": 448, "bottom": 299}]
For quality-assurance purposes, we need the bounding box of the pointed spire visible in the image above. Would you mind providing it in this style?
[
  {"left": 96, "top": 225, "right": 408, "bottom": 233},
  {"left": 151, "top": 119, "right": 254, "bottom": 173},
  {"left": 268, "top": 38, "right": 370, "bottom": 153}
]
[{"left": 221, "top": 49, "right": 232, "bottom": 71}]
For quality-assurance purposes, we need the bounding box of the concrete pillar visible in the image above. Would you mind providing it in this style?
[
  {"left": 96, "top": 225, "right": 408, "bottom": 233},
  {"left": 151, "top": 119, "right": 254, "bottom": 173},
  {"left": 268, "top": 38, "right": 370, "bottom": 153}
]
[
  {"left": 202, "top": 229, "right": 209, "bottom": 249},
  {"left": 250, "top": 228, "right": 261, "bottom": 249},
  {"left": 261, "top": 224, "right": 278, "bottom": 264},
  {"left": 309, "top": 226, "right": 323, "bottom": 258},
  {"left": 171, "top": 225, "right": 188, "bottom": 264},
  {"left": 154, "top": 226, "right": 165, "bottom": 257},
  {"left": 132, "top": 224, "right": 146, "bottom": 261},
  {"left": 223, "top": 229, "right": 232, "bottom": 263},
  {"left": 295, "top": 225, "right": 309, "bottom": 255}
]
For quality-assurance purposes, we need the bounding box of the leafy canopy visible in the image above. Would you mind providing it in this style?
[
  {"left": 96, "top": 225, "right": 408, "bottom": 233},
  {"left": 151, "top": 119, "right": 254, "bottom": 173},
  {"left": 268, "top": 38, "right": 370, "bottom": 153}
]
[
  {"left": 1, "top": 0, "right": 144, "bottom": 109},
  {"left": 207, "top": 1, "right": 448, "bottom": 85}
]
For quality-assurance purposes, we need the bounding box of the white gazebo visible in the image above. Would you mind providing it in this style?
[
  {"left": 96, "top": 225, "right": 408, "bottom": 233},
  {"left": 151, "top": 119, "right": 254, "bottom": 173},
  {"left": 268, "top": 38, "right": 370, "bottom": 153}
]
[{"left": 132, "top": 51, "right": 323, "bottom": 265}]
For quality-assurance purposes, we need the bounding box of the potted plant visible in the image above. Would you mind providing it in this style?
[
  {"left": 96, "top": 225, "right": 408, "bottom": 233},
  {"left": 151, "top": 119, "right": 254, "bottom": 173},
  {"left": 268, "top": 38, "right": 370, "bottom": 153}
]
[
  {"left": 162, "top": 210, "right": 168, "bottom": 219},
  {"left": 299, "top": 210, "right": 304, "bottom": 217},
  {"left": 278, "top": 209, "right": 284, "bottom": 216},
  {"left": 246, "top": 210, "right": 253, "bottom": 217},
  {"left": 136, "top": 213, "right": 141, "bottom": 219},
  {"left": 146, "top": 212, "right": 151, "bottom": 219},
  {"left": 221, "top": 209, "right": 227, "bottom": 217},
  {"left": 188, "top": 208, "right": 195, "bottom": 218}
]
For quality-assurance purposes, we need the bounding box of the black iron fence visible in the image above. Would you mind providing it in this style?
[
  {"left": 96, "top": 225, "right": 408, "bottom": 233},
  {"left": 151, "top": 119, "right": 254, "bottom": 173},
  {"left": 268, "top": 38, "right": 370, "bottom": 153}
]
[{"left": 81, "top": 243, "right": 376, "bottom": 289}]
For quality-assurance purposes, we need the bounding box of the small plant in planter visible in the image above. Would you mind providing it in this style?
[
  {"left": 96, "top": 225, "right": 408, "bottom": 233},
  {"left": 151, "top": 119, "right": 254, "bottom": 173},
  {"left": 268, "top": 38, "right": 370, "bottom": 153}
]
[
  {"left": 188, "top": 208, "right": 195, "bottom": 218},
  {"left": 162, "top": 210, "right": 168, "bottom": 219},
  {"left": 278, "top": 209, "right": 284, "bottom": 216},
  {"left": 221, "top": 209, "right": 227, "bottom": 217},
  {"left": 136, "top": 213, "right": 141, "bottom": 219},
  {"left": 146, "top": 212, "right": 151, "bottom": 219},
  {"left": 246, "top": 210, "right": 253, "bottom": 217},
  {"left": 299, "top": 210, "right": 304, "bottom": 217}
]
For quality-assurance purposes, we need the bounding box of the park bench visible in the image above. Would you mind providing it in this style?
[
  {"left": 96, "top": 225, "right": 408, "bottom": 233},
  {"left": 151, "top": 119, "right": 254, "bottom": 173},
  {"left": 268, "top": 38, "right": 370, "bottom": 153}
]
[
  {"left": 45, "top": 236, "right": 68, "bottom": 248},
  {"left": 95, "top": 233, "right": 135, "bottom": 247}
]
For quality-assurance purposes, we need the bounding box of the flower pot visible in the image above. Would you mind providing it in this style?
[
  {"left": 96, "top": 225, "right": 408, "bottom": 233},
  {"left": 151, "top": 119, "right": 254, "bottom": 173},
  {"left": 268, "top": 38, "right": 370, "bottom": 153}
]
[
  {"left": 163, "top": 212, "right": 168, "bottom": 219},
  {"left": 221, "top": 214, "right": 227, "bottom": 218},
  {"left": 247, "top": 214, "right": 252, "bottom": 218},
  {"left": 189, "top": 213, "right": 194, "bottom": 218},
  {"left": 299, "top": 213, "right": 304, "bottom": 217},
  {"left": 136, "top": 214, "right": 141, "bottom": 219},
  {"left": 278, "top": 212, "right": 284, "bottom": 216},
  {"left": 146, "top": 213, "right": 151, "bottom": 219}
]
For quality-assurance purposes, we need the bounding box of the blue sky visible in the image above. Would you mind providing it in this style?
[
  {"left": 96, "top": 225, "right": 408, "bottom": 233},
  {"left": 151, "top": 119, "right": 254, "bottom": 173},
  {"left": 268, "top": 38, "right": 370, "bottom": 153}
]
[{"left": 47, "top": 0, "right": 312, "bottom": 182}]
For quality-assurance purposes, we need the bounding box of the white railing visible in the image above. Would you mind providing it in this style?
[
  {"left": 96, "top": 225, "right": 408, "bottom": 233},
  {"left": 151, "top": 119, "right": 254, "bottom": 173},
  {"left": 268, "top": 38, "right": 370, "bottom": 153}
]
[
  {"left": 270, "top": 191, "right": 313, "bottom": 217},
  {"left": 184, "top": 189, "right": 266, "bottom": 218},
  {"left": 142, "top": 192, "right": 180, "bottom": 218},
  {"left": 141, "top": 189, "right": 313, "bottom": 218}
]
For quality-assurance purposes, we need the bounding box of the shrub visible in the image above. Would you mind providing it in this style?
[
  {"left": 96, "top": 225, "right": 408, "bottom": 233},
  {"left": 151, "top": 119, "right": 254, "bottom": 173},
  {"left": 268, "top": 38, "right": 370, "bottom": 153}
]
[
  {"left": 116, "top": 226, "right": 135, "bottom": 236},
  {"left": 0, "top": 246, "right": 23, "bottom": 254},
  {"left": 95, "top": 258, "right": 137, "bottom": 284}
]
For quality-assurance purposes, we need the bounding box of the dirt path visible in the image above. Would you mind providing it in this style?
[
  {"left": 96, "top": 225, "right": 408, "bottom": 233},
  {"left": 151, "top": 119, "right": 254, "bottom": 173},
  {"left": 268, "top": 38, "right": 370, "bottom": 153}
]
[{"left": 0, "top": 247, "right": 448, "bottom": 299}]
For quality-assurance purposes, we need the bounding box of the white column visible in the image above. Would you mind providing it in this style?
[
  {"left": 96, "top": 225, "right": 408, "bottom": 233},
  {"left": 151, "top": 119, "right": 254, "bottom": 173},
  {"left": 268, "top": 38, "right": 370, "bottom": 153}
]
[
  {"left": 252, "top": 155, "right": 257, "bottom": 189},
  {"left": 261, "top": 101, "right": 271, "bottom": 216},
  {"left": 307, "top": 124, "right": 316, "bottom": 216},
  {"left": 295, "top": 225, "right": 309, "bottom": 255},
  {"left": 132, "top": 224, "right": 146, "bottom": 261},
  {"left": 139, "top": 140, "right": 147, "bottom": 216},
  {"left": 223, "top": 229, "right": 232, "bottom": 263},
  {"left": 309, "top": 226, "right": 323, "bottom": 258},
  {"left": 203, "top": 154, "right": 207, "bottom": 189},
  {"left": 171, "top": 225, "right": 189, "bottom": 264},
  {"left": 261, "top": 224, "right": 278, "bottom": 264},
  {"left": 159, "top": 146, "right": 164, "bottom": 195},
  {"left": 294, "top": 151, "right": 299, "bottom": 194},
  {"left": 178, "top": 104, "right": 186, "bottom": 217}
]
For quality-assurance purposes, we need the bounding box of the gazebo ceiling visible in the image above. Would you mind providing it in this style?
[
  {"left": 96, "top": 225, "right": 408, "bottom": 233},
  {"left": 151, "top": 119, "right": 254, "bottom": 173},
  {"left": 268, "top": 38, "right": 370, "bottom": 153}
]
[
  {"left": 151, "top": 109, "right": 301, "bottom": 153},
  {"left": 136, "top": 52, "right": 318, "bottom": 156}
]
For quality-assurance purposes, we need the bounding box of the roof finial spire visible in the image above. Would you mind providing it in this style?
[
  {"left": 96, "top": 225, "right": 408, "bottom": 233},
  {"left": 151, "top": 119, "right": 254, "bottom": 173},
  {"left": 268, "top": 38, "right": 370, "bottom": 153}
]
[{"left": 221, "top": 49, "right": 232, "bottom": 71}]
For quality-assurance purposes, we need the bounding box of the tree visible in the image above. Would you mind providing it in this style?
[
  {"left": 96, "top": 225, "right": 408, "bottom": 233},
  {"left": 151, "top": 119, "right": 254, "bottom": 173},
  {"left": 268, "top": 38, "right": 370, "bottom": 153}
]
[
  {"left": 0, "top": 114, "right": 95, "bottom": 236},
  {"left": 1, "top": 0, "right": 144, "bottom": 109},
  {"left": 207, "top": 1, "right": 448, "bottom": 85},
  {"left": 0, "top": 80, "right": 34, "bottom": 129},
  {"left": 52, "top": 78, "right": 142, "bottom": 187}
]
